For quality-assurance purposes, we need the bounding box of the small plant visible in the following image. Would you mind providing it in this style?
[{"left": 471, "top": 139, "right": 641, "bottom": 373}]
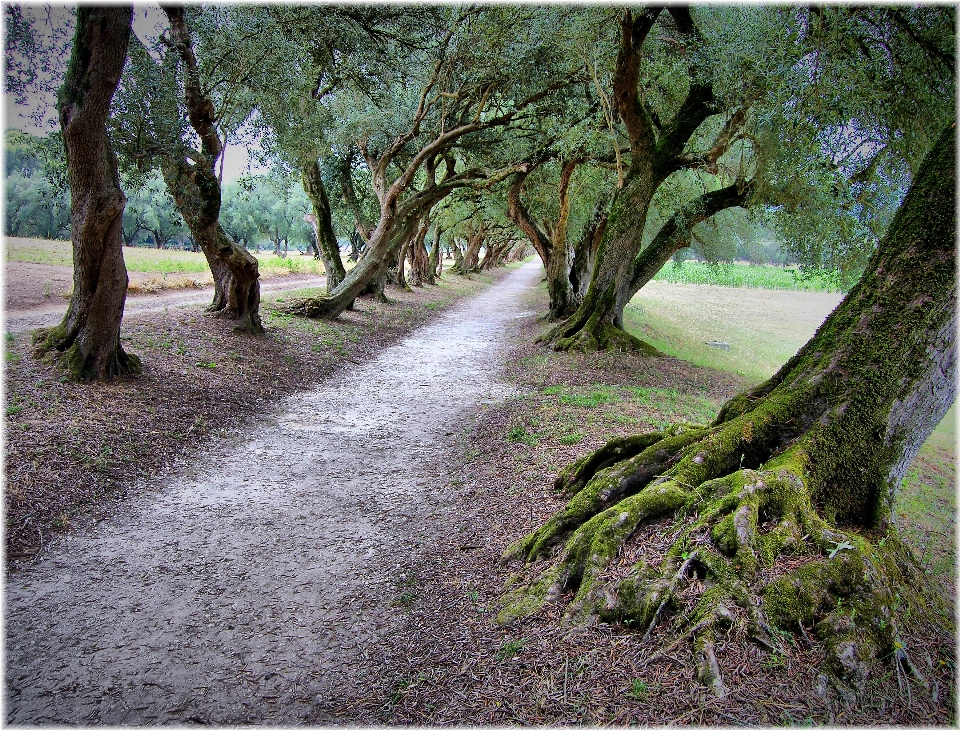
[
  {"left": 558, "top": 431, "right": 583, "bottom": 445},
  {"left": 762, "top": 651, "right": 786, "bottom": 669},
  {"left": 196, "top": 361, "right": 217, "bottom": 369},
  {"left": 6, "top": 405, "right": 23, "bottom": 416},
  {"left": 391, "top": 572, "right": 418, "bottom": 609},
  {"left": 629, "top": 678, "right": 649, "bottom": 699},
  {"left": 496, "top": 638, "right": 525, "bottom": 661},
  {"left": 507, "top": 425, "right": 537, "bottom": 446}
]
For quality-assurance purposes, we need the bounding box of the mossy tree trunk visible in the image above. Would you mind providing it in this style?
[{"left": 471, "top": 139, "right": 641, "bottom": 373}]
[
  {"left": 161, "top": 6, "right": 263, "bottom": 334},
  {"left": 301, "top": 159, "right": 347, "bottom": 291},
  {"left": 34, "top": 6, "right": 141, "bottom": 380},
  {"left": 502, "top": 125, "right": 956, "bottom": 696},
  {"left": 569, "top": 194, "right": 608, "bottom": 304},
  {"left": 545, "top": 8, "right": 750, "bottom": 353}
]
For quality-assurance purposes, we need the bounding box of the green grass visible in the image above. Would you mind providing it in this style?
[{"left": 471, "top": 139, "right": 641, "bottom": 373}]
[
  {"left": 5, "top": 236, "right": 326, "bottom": 276},
  {"left": 544, "top": 385, "right": 620, "bottom": 408},
  {"left": 627, "top": 386, "right": 718, "bottom": 426},
  {"left": 653, "top": 261, "right": 846, "bottom": 292}
]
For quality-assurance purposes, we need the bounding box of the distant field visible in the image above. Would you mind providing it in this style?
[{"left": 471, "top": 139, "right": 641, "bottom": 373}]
[
  {"left": 4, "top": 237, "right": 327, "bottom": 277},
  {"left": 653, "top": 260, "right": 847, "bottom": 292}
]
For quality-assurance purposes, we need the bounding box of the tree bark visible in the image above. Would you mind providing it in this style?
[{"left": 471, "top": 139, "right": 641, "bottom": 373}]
[
  {"left": 507, "top": 160, "right": 580, "bottom": 319},
  {"left": 34, "top": 6, "right": 140, "bottom": 380},
  {"left": 570, "top": 194, "right": 608, "bottom": 303},
  {"left": 428, "top": 225, "right": 443, "bottom": 279},
  {"left": 301, "top": 159, "right": 346, "bottom": 291},
  {"left": 161, "top": 6, "right": 263, "bottom": 334},
  {"left": 625, "top": 181, "right": 753, "bottom": 301},
  {"left": 503, "top": 124, "right": 957, "bottom": 695},
  {"left": 408, "top": 217, "right": 434, "bottom": 286}
]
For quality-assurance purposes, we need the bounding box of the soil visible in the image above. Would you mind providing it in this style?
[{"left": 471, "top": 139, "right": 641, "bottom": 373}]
[{"left": 4, "top": 263, "right": 954, "bottom": 724}]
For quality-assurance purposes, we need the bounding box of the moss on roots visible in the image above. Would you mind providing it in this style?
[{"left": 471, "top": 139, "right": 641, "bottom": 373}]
[{"left": 498, "top": 414, "right": 950, "bottom": 697}]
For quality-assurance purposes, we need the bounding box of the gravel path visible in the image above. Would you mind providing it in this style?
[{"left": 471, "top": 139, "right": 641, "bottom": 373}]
[{"left": 5, "top": 261, "right": 541, "bottom": 724}]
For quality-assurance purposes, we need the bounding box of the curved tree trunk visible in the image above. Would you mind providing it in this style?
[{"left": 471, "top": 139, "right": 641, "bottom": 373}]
[
  {"left": 160, "top": 160, "right": 263, "bottom": 334},
  {"left": 502, "top": 125, "right": 956, "bottom": 696},
  {"left": 35, "top": 6, "right": 140, "bottom": 380},
  {"left": 625, "top": 181, "right": 752, "bottom": 301},
  {"left": 301, "top": 159, "right": 346, "bottom": 290},
  {"left": 569, "top": 195, "right": 608, "bottom": 303},
  {"left": 161, "top": 6, "right": 262, "bottom": 335},
  {"left": 408, "top": 217, "right": 434, "bottom": 286},
  {"left": 507, "top": 161, "right": 579, "bottom": 319}
]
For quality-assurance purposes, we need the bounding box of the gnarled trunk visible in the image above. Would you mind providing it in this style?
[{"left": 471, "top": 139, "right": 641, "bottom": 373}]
[
  {"left": 502, "top": 125, "right": 957, "bottom": 696},
  {"left": 408, "top": 217, "right": 434, "bottom": 286},
  {"left": 34, "top": 6, "right": 140, "bottom": 380},
  {"left": 161, "top": 7, "right": 263, "bottom": 334},
  {"left": 301, "top": 159, "right": 346, "bottom": 291},
  {"left": 160, "top": 160, "right": 263, "bottom": 334}
]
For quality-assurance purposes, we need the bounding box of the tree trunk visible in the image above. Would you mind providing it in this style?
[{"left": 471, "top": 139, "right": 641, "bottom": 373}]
[
  {"left": 409, "top": 217, "right": 434, "bottom": 286},
  {"left": 507, "top": 162, "right": 579, "bottom": 319},
  {"left": 34, "top": 6, "right": 140, "bottom": 380},
  {"left": 456, "top": 225, "right": 485, "bottom": 275},
  {"left": 502, "top": 124, "right": 956, "bottom": 696},
  {"left": 395, "top": 237, "right": 411, "bottom": 290},
  {"left": 348, "top": 229, "right": 363, "bottom": 262},
  {"left": 625, "top": 182, "right": 752, "bottom": 301},
  {"left": 160, "top": 160, "right": 263, "bottom": 334},
  {"left": 451, "top": 239, "right": 464, "bottom": 272},
  {"left": 161, "top": 6, "right": 262, "bottom": 335},
  {"left": 301, "top": 159, "right": 346, "bottom": 291},
  {"left": 570, "top": 195, "right": 608, "bottom": 304},
  {"left": 545, "top": 8, "right": 721, "bottom": 352},
  {"left": 429, "top": 225, "right": 443, "bottom": 279}
]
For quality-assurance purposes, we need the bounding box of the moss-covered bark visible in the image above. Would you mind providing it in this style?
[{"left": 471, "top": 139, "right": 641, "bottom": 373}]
[
  {"left": 501, "top": 125, "right": 956, "bottom": 696},
  {"left": 302, "top": 159, "right": 347, "bottom": 291},
  {"left": 34, "top": 6, "right": 141, "bottom": 380}
]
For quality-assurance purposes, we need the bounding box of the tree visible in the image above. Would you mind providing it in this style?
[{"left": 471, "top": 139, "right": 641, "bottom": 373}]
[
  {"left": 543, "top": 7, "right": 761, "bottom": 352},
  {"left": 33, "top": 6, "right": 140, "bottom": 379},
  {"left": 500, "top": 124, "right": 956, "bottom": 696},
  {"left": 113, "top": 6, "right": 263, "bottom": 333},
  {"left": 280, "top": 6, "right": 577, "bottom": 318}
]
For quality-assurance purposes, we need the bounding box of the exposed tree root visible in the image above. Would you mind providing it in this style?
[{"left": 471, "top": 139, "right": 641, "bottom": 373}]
[
  {"left": 541, "top": 317, "right": 664, "bottom": 355},
  {"left": 499, "top": 417, "right": 952, "bottom": 698}
]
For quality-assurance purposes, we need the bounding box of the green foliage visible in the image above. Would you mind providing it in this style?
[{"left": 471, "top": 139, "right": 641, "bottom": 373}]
[
  {"left": 495, "top": 638, "right": 525, "bottom": 661},
  {"left": 4, "top": 130, "right": 70, "bottom": 239},
  {"left": 629, "top": 678, "right": 649, "bottom": 699},
  {"left": 508, "top": 425, "right": 537, "bottom": 447},
  {"left": 652, "top": 262, "right": 847, "bottom": 292}
]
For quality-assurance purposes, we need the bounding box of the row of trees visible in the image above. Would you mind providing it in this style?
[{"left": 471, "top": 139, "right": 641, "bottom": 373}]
[{"left": 6, "top": 3, "right": 955, "bottom": 698}]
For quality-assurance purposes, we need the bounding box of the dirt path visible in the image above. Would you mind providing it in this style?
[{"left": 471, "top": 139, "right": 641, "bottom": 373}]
[
  {"left": 5, "top": 261, "right": 541, "bottom": 724},
  {"left": 3, "top": 268, "right": 326, "bottom": 334}
]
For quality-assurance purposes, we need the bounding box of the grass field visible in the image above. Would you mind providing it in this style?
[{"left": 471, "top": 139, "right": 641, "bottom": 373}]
[
  {"left": 625, "top": 278, "right": 957, "bottom": 585},
  {"left": 4, "top": 236, "right": 327, "bottom": 277},
  {"left": 653, "top": 260, "right": 847, "bottom": 292}
]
